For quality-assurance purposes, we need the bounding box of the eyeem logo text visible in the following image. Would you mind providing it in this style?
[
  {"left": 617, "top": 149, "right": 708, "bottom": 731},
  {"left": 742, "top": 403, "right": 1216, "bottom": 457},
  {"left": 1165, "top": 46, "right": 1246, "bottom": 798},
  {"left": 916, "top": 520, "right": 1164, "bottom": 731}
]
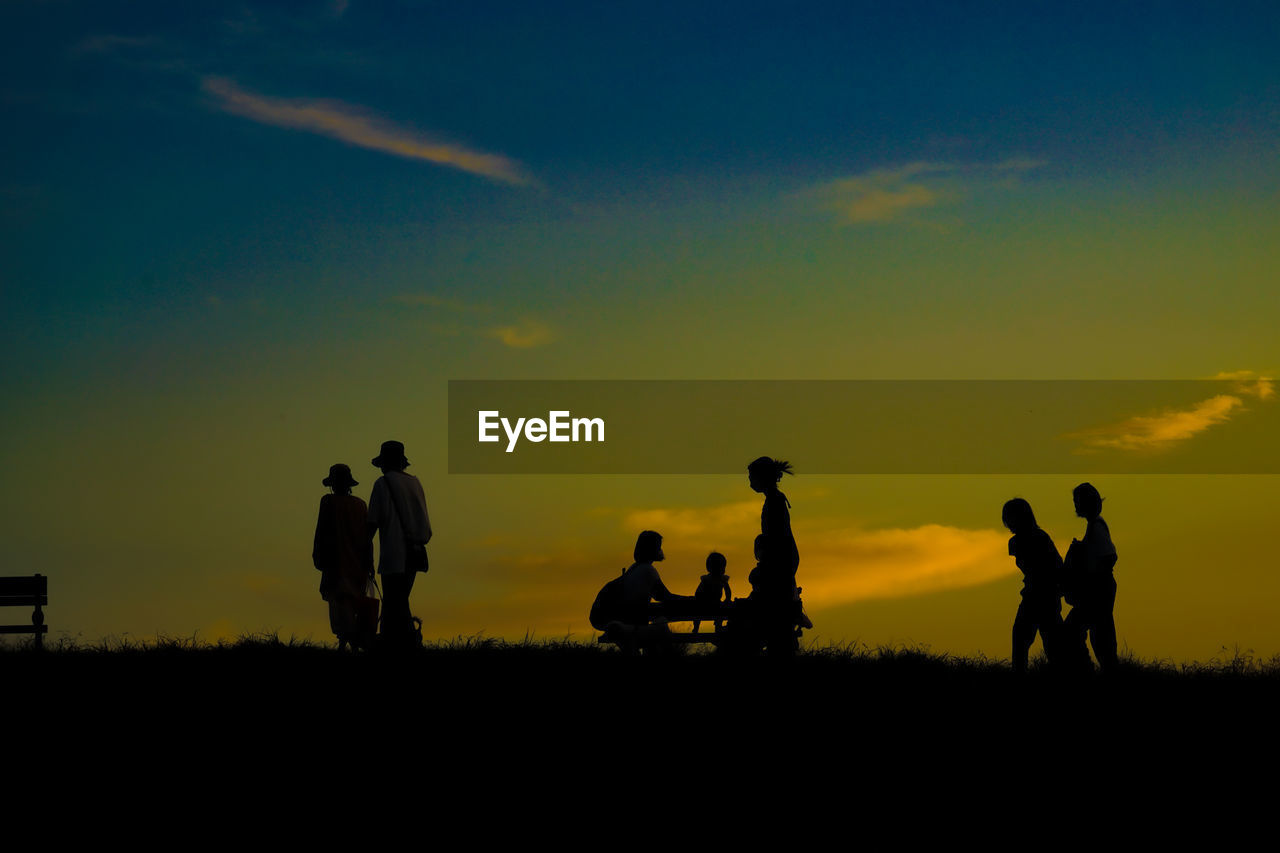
[{"left": 477, "top": 410, "right": 606, "bottom": 453}]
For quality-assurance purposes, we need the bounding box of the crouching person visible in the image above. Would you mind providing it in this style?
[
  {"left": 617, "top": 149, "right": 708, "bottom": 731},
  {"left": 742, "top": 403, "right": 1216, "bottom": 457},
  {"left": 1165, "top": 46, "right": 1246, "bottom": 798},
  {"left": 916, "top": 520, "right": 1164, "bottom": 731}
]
[{"left": 602, "top": 530, "right": 687, "bottom": 655}]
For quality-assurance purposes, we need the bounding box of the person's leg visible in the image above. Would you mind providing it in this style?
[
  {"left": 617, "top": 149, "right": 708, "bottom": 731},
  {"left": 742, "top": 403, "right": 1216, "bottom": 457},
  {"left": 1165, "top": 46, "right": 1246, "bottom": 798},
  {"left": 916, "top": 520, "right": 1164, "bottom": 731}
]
[
  {"left": 381, "top": 573, "right": 410, "bottom": 643},
  {"left": 1012, "top": 600, "right": 1036, "bottom": 674},
  {"left": 1037, "top": 603, "right": 1064, "bottom": 670},
  {"left": 330, "top": 596, "right": 356, "bottom": 648},
  {"left": 1090, "top": 576, "right": 1119, "bottom": 672},
  {"left": 1061, "top": 606, "right": 1091, "bottom": 672}
]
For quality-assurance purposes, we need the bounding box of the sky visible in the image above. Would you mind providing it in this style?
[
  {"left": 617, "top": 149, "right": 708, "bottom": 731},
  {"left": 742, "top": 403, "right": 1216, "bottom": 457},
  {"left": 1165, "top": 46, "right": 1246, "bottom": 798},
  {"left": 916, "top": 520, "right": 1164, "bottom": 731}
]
[{"left": 2, "top": 1, "right": 1279, "bottom": 661}]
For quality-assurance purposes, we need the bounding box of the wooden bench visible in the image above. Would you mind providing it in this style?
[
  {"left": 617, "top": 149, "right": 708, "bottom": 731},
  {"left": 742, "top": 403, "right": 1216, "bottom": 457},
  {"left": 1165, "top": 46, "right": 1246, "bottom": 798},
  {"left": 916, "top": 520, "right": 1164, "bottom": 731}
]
[
  {"left": 599, "top": 597, "right": 808, "bottom": 650},
  {"left": 0, "top": 575, "right": 48, "bottom": 650}
]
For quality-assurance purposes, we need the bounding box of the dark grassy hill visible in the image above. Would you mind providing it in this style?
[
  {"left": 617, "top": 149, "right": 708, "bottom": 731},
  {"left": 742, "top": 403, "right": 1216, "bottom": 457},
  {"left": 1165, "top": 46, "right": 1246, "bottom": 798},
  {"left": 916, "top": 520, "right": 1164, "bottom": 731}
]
[{"left": 6, "top": 635, "right": 1277, "bottom": 827}]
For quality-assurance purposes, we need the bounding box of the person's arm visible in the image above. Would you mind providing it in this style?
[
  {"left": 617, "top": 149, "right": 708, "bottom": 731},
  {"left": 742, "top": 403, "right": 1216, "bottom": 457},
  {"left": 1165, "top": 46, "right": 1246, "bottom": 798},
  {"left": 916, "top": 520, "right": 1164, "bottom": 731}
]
[
  {"left": 366, "top": 480, "right": 383, "bottom": 543},
  {"left": 650, "top": 573, "right": 675, "bottom": 602},
  {"left": 357, "top": 501, "right": 375, "bottom": 577},
  {"left": 650, "top": 572, "right": 693, "bottom": 604},
  {"left": 1083, "top": 520, "right": 1117, "bottom": 573},
  {"left": 312, "top": 498, "right": 328, "bottom": 570}
]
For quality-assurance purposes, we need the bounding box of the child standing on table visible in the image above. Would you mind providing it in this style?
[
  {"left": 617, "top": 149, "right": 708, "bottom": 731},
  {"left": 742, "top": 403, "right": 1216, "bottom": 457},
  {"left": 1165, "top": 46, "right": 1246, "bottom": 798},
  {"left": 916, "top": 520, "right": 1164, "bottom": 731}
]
[{"left": 693, "top": 551, "right": 732, "bottom": 634}]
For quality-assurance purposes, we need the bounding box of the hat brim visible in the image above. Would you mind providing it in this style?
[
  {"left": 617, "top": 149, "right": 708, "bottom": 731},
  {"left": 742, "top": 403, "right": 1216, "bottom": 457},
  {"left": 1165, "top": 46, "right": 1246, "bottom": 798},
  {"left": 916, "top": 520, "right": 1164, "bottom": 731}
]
[
  {"left": 372, "top": 455, "right": 409, "bottom": 468},
  {"left": 323, "top": 475, "right": 359, "bottom": 487}
]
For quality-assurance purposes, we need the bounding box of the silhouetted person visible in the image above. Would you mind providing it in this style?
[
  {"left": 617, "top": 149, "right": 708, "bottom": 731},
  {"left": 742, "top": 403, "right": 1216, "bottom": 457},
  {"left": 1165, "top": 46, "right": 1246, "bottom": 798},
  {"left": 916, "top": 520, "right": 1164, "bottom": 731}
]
[
  {"left": 313, "top": 464, "right": 375, "bottom": 651},
  {"left": 746, "top": 533, "right": 769, "bottom": 597},
  {"left": 746, "top": 456, "right": 801, "bottom": 655},
  {"left": 605, "top": 530, "right": 687, "bottom": 653},
  {"left": 1062, "top": 482, "right": 1119, "bottom": 673},
  {"left": 693, "top": 551, "right": 732, "bottom": 633},
  {"left": 1002, "top": 498, "right": 1064, "bottom": 673},
  {"left": 367, "top": 440, "right": 432, "bottom": 649}
]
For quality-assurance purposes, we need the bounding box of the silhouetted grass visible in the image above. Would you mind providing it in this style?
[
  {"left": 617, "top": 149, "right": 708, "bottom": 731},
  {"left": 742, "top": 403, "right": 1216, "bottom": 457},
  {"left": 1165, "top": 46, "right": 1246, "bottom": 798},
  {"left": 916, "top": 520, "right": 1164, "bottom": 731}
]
[
  {"left": 8, "top": 632, "right": 1280, "bottom": 700},
  {"left": 7, "top": 630, "right": 1280, "bottom": 674}
]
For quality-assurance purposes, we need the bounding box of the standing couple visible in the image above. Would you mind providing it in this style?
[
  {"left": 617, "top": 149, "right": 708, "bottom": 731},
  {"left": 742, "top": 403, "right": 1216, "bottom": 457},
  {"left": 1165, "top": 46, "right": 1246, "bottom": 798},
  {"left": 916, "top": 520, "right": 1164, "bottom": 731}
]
[
  {"left": 1004, "top": 482, "right": 1119, "bottom": 674},
  {"left": 312, "top": 440, "right": 433, "bottom": 650}
]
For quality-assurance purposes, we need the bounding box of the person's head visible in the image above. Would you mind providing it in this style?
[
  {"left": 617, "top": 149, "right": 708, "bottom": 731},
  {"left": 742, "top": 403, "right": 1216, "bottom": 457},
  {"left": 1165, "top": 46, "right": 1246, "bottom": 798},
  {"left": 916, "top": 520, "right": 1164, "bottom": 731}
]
[
  {"left": 706, "top": 551, "right": 726, "bottom": 576},
  {"left": 372, "top": 440, "right": 409, "bottom": 472},
  {"left": 322, "top": 463, "right": 358, "bottom": 495},
  {"left": 634, "top": 530, "right": 664, "bottom": 563},
  {"left": 748, "top": 456, "right": 793, "bottom": 493},
  {"left": 1001, "top": 498, "right": 1037, "bottom": 534},
  {"left": 753, "top": 533, "right": 769, "bottom": 561},
  {"left": 1073, "top": 482, "right": 1103, "bottom": 520}
]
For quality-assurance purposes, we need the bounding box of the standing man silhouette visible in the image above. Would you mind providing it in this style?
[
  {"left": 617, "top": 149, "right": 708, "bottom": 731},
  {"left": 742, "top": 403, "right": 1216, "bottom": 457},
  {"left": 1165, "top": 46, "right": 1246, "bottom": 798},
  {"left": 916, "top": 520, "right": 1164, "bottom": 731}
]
[{"left": 368, "top": 440, "right": 432, "bottom": 648}]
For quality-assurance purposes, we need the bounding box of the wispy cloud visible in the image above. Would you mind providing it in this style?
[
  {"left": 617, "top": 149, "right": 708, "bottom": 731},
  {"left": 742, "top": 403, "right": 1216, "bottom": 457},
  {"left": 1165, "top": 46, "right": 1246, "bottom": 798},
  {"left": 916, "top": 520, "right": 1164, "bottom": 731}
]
[
  {"left": 810, "top": 158, "right": 1043, "bottom": 225},
  {"left": 69, "top": 34, "right": 162, "bottom": 56},
  {"left": 1214, "top": 370, "right": 1274, "bottom": 400},
  {"left": 390, "top": 293, "right": 493, "bottom": 313},
  {"left": 1068, "top": 370, "right": 1275, "bottom": 453},
  {"left": 487, "top": 318, "right": 555, "bottom": 348},
  {"left": 202, "top": 76, "right": 533, "bottom": 185},
  {"left": 623, "top": 501, "right": 1010, "bottom": 609},
  {"left": 392, "top": 295, "right": 553, "bottom": 348},
  {"left": 816, "top": 162, "right": 951, "bottom": 224}
]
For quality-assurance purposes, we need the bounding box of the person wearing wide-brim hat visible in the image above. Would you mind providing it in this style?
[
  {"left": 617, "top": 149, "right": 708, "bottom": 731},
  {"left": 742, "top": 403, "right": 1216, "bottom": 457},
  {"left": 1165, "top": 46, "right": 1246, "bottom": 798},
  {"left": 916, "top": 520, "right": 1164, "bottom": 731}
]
[
  {"left": 366, "top": 440, "right": 432, "bottom": 648},
  {"left": 313, "top": 463, "right": 375, "bottom": 650}
]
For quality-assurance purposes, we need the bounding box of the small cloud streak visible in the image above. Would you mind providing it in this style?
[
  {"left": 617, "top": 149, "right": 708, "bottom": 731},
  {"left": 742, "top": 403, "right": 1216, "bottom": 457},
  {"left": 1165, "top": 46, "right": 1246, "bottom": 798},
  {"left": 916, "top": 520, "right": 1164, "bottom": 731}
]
[
  {"left": 392, "top": 294, "right": 551, "bottom": 348},
  {"left": 487, "top": 318, "right": 554, "bottom": 348},
  {"left": 70, "top": 34, "right": 161, "bottom": 56},
  {"left": 811, "top": 158, "right": 1042, "bottom": 225},
  {"left": 625, "top": 501, "right": 760, "bottom": 539},
  {"left": 390, "top": 293, "right": 492, "bottom": 313},
  {"left": 202, "top": 76, "right": 532, "bottom": 185},
  {"left": 818, "top": 162, "right": 949, "bottom": 224},
  {"left": 1068, "top": 370, "right": 1275, "bottom": 453}
]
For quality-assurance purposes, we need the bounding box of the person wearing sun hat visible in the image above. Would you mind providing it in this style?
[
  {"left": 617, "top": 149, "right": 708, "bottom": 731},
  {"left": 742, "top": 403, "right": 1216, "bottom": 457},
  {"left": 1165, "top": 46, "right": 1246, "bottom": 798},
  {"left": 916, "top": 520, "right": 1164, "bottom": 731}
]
[
  {"left": 367, "top": 440, "right": 432, "bottom": 647},
  {"left": 313, "top": 463, "right": 375, "bottom": 650}
]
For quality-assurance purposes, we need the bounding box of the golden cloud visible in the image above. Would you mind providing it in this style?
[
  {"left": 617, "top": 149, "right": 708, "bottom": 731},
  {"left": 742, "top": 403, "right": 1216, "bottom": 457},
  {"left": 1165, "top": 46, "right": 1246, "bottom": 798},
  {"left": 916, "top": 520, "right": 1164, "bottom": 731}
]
[
  {"left": 817, "top": 162, "right": 949, "bottom": 224},
  {"left": 1070, "top": 370, "right": 1275, "bottom": 453},
  {"left": 486, "top": 318, "right": 555, "bottom": 348},
  {"left": 624, "top": 501, "right": 760, "bottom": 541},
  {"left": 1214, "top": 370, "right": 1275, "bottom": 400},
  {"left": 812, "top": 158, "right": 1043, "bottom": 225},
  {"left": 797, "top": 524, "right": 1011, "bottom": 605},
  {"left": 202, "top": 76, "right": 533, "bottom": 185}
]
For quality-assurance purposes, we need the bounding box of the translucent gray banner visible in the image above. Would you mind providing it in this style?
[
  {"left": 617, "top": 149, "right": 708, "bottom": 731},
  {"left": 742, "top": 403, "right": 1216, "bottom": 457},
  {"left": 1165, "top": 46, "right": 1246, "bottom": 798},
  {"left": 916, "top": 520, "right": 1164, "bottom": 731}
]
[{"left": 448, "top": 379, "right": 1277, "bottom": 474}]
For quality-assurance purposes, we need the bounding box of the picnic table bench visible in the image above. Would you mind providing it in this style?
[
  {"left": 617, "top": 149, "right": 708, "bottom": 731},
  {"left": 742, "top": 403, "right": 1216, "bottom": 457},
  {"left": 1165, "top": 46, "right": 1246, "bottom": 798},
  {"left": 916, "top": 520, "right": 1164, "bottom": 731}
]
[
  {"left": 598, "top": 596, "right": 809, "bottom": 651},
  {"left": 0, "top": 574, "right": 48, "bottom": 650}
]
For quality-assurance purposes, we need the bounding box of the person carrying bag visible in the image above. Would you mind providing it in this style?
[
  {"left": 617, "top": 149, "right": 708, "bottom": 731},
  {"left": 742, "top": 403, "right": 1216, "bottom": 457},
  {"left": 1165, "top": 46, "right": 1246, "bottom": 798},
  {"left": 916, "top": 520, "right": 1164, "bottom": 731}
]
[{"left": 367, "top": 440, "right": 433, "bottom": 650}]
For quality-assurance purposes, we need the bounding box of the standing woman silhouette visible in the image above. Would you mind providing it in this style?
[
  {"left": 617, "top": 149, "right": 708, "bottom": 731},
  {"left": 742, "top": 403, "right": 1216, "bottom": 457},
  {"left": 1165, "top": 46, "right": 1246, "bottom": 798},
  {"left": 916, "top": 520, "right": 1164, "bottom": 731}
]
[
  {"left": 312, "top": 464, "right": 375, "bottom": 651},
  {"left": 747, "top": 456, "right": 800, "bottom": 654},
  {"left": 1002, "top": 498, "right": 1064, "bottom": 673}
]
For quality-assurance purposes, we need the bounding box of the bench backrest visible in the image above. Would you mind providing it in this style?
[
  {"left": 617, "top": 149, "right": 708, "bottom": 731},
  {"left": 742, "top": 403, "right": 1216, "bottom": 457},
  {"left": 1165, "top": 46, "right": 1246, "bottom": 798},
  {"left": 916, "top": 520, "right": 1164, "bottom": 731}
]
[{"left": 0, "top": 574, "right": 48, "bottom": 649}]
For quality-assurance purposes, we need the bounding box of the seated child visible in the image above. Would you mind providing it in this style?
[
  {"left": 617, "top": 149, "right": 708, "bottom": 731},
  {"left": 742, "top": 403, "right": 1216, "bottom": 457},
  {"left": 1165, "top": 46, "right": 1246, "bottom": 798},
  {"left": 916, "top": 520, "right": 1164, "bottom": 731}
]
[{"left": 693, "top": 551, "right": 732, "bottom": 633}]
